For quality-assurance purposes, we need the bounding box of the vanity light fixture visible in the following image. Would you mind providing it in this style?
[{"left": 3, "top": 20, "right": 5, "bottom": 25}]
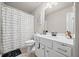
[
  {"left": 46, "top": 2, "right": 52, "bottom": 8},
  {"left": 46, "top": 2, "right": 58, "bottom": 8}
]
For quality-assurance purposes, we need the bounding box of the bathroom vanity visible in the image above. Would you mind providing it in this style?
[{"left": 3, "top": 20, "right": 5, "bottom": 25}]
[{"left": 34, "top": 34, "right": 73, "bottom": 57}]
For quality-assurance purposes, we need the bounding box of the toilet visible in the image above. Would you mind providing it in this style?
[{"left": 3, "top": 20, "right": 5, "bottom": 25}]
[{"left": 25, "top": 40, "right": 35, "bottom": 55}]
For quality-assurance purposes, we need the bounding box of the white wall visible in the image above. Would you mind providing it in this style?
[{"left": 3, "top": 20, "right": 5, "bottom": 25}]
[{"left": 46, "top": 6, "right": 73, "bottom": 33}]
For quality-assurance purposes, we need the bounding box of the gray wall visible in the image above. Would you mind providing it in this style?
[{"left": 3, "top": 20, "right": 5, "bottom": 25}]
[
  {"left": 74, "top": 2, "right": 79, "bottom": 57},
  {"left": 46, "top": 6, "right": 73, "bottom": 33}
]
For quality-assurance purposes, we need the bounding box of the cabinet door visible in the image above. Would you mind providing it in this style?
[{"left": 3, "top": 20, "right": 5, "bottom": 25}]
[
  {"left": 45, "top": 47, "right": 65, "bottom": 57},
  {"left": 35, "top": 46, "right": 40, "bottom": 57},
  {"left": 40, "top": 37, "right": 53, "bottom": 48},
  {"left": 35, "top": 43, "right": 45, "bottom": 57},
  {"left": 34, "top": 36, "right": 40, "bottom": 56},
  {"left": 39, "top": 43, "right": 45, "bottom": 57}
]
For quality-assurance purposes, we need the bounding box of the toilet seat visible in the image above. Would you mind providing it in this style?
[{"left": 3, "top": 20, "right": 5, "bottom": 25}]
[{"left": 25, "top": 40, "right": 35, "bottom": 46}]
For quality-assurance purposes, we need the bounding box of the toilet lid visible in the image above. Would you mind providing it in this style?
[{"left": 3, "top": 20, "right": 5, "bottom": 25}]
[{"left": 25, "top": 40, "right": 35, "bottom": 44}]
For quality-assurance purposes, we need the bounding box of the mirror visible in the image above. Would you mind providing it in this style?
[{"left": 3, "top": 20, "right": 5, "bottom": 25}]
[{"left": 44, "top": 2, "right": 75, "bottom": 34}]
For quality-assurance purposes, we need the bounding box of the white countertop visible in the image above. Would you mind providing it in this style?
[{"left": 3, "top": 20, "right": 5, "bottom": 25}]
[{"left": 34, "top": 34, "right": 73, "bottom": 45}]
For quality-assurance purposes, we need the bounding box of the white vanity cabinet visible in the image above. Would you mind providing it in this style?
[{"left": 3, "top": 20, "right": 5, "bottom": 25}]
[
  {"left": 53, "top": 41, "right": 72, "bottom": 57},
  {"left": 34, "top": 35, "right": 73, "bottom": 57}
]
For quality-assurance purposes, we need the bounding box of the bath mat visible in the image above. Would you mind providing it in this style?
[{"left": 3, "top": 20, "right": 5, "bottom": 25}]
[{"left": 2, "top": 49, "right": 21, "bottom": 57}]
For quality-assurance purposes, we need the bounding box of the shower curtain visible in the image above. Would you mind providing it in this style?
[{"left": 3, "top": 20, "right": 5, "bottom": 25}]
[{"left": 0, "top": 3, "right": 34, "bottom": 53}]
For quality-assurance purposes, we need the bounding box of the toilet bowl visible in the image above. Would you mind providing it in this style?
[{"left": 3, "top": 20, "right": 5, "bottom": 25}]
[
  {"left": 25, "top": 40, "right": 35, "bottom": 55},
  {"left": 25, "top": 40, "right": 35, "bottom": 46}
]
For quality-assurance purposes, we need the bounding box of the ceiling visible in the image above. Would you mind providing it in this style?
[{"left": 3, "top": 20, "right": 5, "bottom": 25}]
[
  {"left": 5, "top": 2, "right": 43, "bottom": 14},
  {"left": 5, "top": 2, "right": 73, "bottom": 15},
  {"left": 45, "top": 2, "right": 73, "bottom": 15}
]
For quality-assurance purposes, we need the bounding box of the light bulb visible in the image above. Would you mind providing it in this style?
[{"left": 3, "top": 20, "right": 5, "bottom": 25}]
[
  {"left": 46, "top": 2, "right": 58, "bottom": 9},
  {"left": 51, "top": 2, "right": 58, "bottom": 6},
  {"left": 46, "top": 2, "right": 52, "bottom": 8}
]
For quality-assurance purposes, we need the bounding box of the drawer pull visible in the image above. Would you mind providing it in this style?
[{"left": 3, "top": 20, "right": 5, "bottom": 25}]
[{"left": 57, "top": 48, "right": 67, "bottom": 52}]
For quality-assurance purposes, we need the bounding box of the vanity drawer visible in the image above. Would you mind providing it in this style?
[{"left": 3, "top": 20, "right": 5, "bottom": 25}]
[
  {"left": 40, "top": 37, "right": 53, "bottom": 48},
  {"left": 45, "top": 47, "right": 65, "bottom": 57},
  {"left": 53, "top": 41, "right": 72, "bottom": 57}
]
